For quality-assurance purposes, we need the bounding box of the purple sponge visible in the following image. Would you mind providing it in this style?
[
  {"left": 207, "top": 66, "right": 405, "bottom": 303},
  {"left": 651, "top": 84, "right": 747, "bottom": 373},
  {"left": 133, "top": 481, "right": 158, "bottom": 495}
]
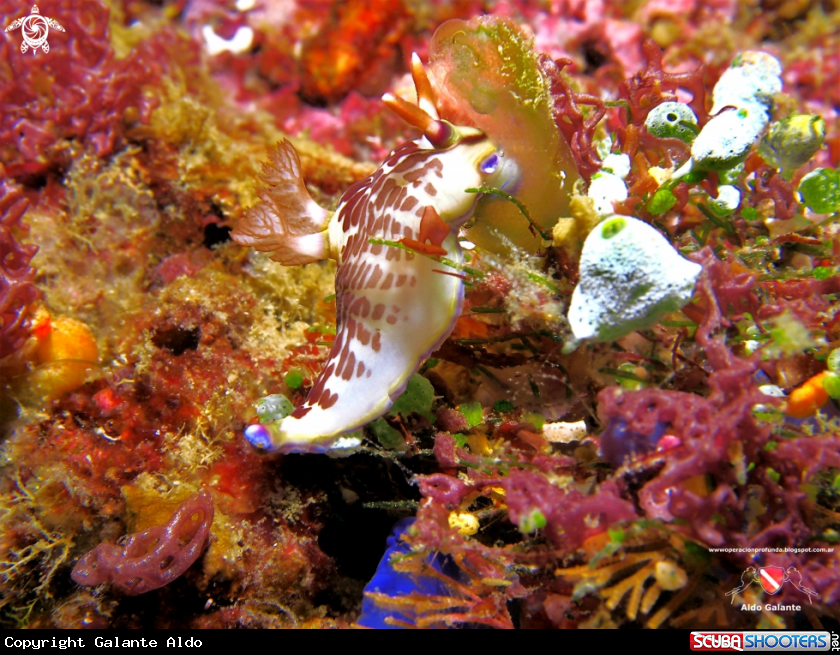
[{"left": 72, "top": 491, "right": 214, "bottom": 595}]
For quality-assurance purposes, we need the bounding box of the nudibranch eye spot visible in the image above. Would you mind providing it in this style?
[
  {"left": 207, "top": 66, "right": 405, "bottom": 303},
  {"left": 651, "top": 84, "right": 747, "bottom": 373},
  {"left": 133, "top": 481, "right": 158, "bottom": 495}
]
[{"left": 479, "top": 152, "right": 499, "bottom": 175}]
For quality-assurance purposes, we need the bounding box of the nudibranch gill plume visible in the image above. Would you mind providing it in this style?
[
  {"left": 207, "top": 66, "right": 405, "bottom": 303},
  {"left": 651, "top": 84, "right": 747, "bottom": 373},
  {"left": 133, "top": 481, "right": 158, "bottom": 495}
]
[{"left": 233, "top": 55, "right": 520, "bottom": 454}]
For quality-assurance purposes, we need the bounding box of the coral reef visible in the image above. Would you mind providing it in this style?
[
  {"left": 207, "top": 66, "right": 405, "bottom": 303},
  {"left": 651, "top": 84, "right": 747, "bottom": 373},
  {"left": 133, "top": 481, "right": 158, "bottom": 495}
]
[{"left": 1, "top": 0, "right": 840, "bottom": 632}]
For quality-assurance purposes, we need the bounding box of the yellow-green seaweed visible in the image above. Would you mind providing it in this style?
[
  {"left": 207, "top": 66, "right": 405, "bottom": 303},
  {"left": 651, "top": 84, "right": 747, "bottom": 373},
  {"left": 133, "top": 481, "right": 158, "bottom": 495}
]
[{"left": 429, "top": 17, "right": 579, "bottom": 254}]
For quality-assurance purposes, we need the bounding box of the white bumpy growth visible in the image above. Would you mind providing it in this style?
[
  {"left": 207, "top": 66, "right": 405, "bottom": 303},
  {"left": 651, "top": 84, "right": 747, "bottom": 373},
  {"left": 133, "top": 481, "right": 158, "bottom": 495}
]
[{"left": 567, "top": 216, "right": 702, "bottom": 344}]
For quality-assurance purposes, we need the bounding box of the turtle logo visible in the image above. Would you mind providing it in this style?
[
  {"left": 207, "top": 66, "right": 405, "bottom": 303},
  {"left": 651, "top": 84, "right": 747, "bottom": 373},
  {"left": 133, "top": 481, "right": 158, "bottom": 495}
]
[{"left": 5, "top": 5, "right": 65, "bottom": 54}]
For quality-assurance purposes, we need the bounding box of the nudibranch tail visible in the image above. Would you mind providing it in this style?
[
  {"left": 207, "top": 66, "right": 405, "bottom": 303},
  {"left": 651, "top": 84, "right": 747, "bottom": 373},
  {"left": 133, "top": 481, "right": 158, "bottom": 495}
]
[
  {"left": 231, "top": 139, "right": 330, "bottom": 266},
  {"left": 250, "top": 230, "right": 465, "bottom": 454}
]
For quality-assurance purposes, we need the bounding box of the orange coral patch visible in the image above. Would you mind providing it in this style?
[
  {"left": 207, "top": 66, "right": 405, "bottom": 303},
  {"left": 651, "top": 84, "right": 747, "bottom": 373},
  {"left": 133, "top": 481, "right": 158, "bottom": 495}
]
[{"left": 786, "top": 371, "right": 829, "bottom": 419}]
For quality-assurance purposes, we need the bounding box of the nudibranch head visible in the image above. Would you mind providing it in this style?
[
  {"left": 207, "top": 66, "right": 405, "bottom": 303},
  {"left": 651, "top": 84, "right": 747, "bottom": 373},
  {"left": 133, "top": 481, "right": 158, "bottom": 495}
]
[{"left": 380, "top": 54, "right": 521, "bottom": 226}]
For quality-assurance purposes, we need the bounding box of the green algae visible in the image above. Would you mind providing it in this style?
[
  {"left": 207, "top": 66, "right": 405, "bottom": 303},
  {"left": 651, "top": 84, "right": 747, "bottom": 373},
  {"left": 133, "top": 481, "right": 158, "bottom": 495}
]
[{"left": 429, "top": 16, "right": 579, "bottom": 254}]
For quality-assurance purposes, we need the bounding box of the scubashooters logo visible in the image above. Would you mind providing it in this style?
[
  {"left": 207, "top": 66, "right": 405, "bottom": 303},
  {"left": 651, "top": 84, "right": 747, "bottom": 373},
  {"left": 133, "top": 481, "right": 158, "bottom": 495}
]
[
  {"left": 690, "top": 631, "right": 833, "bottom": 651},
  {"left": 5, "top": 5, "right": 65, "bottom": 53},
  {"left": 725, "top": 565, "right": 819, "bottom": 610}
]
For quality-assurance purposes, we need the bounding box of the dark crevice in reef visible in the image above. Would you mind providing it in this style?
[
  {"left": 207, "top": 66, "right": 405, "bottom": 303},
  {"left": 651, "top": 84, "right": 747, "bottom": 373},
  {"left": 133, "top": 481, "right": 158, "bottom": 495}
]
[
  {"left": 280, "top": 452, "right": 428, "bottom": 581},
  {"left": 152, "top": 326, "right": 201, "bottom": 355},
  {"left": 203, "top": 222, "right": 232, "bottom": 249}
]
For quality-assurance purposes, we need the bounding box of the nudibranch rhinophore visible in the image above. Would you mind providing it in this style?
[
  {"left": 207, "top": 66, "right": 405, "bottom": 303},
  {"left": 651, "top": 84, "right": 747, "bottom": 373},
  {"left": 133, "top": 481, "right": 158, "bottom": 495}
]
[{"left": 233, "top": 55, "right": 520, "bottom": 454}]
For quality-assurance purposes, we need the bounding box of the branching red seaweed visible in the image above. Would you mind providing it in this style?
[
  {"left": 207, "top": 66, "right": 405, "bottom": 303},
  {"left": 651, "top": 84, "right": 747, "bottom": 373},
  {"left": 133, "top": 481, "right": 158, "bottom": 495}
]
[
  {"left": 0, "top": 0, "right": 162, "bottom": 180},
  {"left": 538, "top": 54, "right": 606, "bottom": 180}
]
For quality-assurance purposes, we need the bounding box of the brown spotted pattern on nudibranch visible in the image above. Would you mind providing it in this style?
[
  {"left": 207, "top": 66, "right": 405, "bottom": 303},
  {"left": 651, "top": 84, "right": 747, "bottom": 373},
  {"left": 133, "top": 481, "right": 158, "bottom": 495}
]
[{"left": 233, "top": 55, "right": 520, "bottom": 453}]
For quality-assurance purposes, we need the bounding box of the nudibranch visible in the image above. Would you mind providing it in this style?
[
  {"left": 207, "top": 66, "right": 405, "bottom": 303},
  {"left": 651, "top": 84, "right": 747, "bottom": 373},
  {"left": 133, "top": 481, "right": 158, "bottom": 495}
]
[{"left": 233, "top": 55, "right": 520, "bottom": 454}]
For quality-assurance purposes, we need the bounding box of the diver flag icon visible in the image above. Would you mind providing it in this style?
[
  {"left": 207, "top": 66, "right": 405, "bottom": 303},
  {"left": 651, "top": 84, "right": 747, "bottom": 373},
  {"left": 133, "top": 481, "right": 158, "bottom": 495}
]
[{"left": 759, "top": 566, "right": 786, "bottom": 595}]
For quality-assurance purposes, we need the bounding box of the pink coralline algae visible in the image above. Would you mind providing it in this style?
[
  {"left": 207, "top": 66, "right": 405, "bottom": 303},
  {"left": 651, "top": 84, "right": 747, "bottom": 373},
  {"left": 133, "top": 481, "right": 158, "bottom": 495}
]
[
  {"left": 614, "top": 38, "right": 708, "bottom": 176},
  {"left": 502, "top": 472, "right": 637, "bottom": 551},
  {"left": 0, "top": 173, "right": 39, "bottom": 359},
  {"left": 0, "top": 0, "right": 160, "bottom": 179},
  {"left": 598, "top": 247, "right": 840, "bottom": 564},
  {"left": 71, "top": 492, "right": 214, "bottom": 595}
]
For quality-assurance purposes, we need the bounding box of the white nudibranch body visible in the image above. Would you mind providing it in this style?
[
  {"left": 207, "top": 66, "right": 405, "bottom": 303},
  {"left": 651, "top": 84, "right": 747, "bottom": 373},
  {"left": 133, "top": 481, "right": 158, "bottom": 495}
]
[
  {"left": 232, "top": 54, "right": 520, "bottom": 454},
  {"left": 568, "top": 216, "right": 702, "bottom": 343}
]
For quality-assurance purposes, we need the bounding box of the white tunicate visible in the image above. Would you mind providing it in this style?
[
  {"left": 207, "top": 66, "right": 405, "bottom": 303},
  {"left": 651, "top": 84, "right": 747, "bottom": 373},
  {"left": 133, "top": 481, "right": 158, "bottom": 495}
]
[
  {"left": 588, "top": 172, "right": 628, "bottom": 216},
  {"left": 760, "top": 114, "right": 827, "bottom": 172},
  {"left": 543, "top": 420, "right": 588, "bottom": 444},
  {"left": 685, "top": 51, "right": 782, "bottom": 174},
  {"left": 759, "top": 384, "right": 785, "bottom": 398},
  {"left": 708, "top": 185, "right": 741, "bottom": 217},
  {"left": 568, "top": 216, "right": 702, "bottom": 343},
  {"left": 691, "top": 107, "right": 765, "bottom": 171},
  {"left": 256, "top": 394, "right": 294, "bottom": 422},
  {"left": 596, "top": 135, "right": 613, "bottom": 160},
  {"left": 754, "top": 384, "right": 785, "bottom": 414},
  {"left": 645, "top": 102, "right": 698, "bottom": 143},
  {"left": 711, "top": 51, "right": 782, "bottom": 119},
  {"left": 202, "top": 24, "right": 254, "bottom": 55},
  {"left": 601, "top": 153, "right": 632, "bottom": 179},
  {"left": 720, "top": 161, "right": 745, "bottom": 185}
]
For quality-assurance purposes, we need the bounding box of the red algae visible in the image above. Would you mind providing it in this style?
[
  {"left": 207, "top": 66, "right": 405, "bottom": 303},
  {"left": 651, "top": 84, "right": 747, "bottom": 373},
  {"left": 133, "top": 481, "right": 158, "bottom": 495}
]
[
  {"left": 0, "top": 0, "right": 160, "bottom": 180},
  {"left": 299, "top": 0, "right": 408, "bottom": 106},
  {"left": 0, "top": 175, "right": 39, "bottom": 359}
]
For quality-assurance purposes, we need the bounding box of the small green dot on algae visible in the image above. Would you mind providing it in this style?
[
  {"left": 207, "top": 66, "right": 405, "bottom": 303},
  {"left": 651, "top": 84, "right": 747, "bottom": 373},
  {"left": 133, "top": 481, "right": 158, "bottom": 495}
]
[{"left": 601, "top": 217, "right": 627, "bottom": 239}]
